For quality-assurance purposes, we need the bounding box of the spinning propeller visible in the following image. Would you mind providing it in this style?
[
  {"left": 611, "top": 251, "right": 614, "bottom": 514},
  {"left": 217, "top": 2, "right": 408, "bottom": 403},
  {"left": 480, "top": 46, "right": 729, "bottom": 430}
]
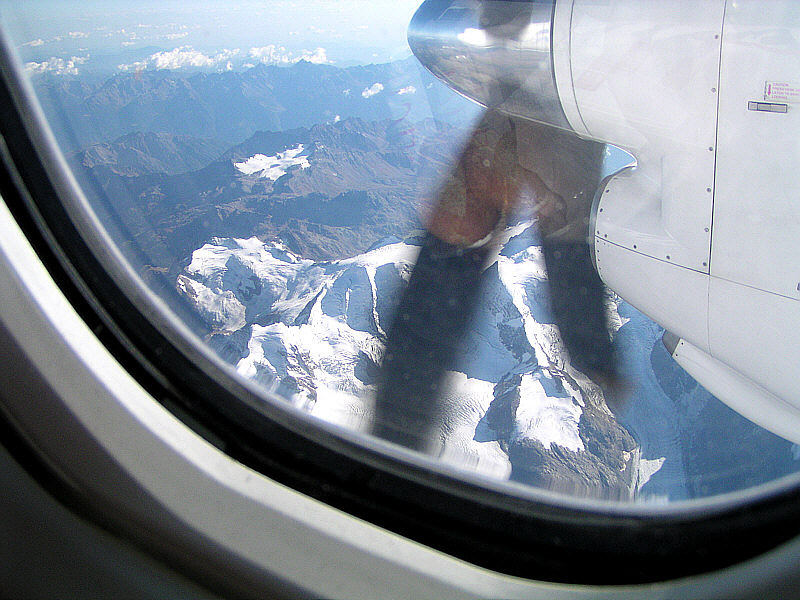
[{"left": 374, "top": 0, "right": 619, "bottom": 452}]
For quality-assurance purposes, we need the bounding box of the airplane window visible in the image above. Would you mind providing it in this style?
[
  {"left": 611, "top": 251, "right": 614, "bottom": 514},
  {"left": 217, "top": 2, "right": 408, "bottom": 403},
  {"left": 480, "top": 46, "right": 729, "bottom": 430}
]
[{"left": 2, "top": 0, "right": 800, "bottom": 584}]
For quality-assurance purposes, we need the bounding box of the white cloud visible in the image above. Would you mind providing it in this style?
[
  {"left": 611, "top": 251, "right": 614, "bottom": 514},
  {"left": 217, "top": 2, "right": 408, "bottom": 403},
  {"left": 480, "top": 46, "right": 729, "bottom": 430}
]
[
  {"left": 68, "top": 31, "right": 89, "bottom": 39},
  {"left": 457, "top": 28, "right": 488, "bottom": 47},
  {"left": 22, "top": 39, "right": 45, "bottom": 47},
  {"left": 122, "top": 41, "right": 135, "bottom": 47},
  {"left": 118, "top": 60, "right": 147, "bottom": 71},
  {"left": 343, "top": 88, "right": 351, "bottom": 96},
  {"left": 248, "top": 45, "right": 291, "bottom": 65},
  {"left": 299, "top": 47, "right": 329, "bottom": 64},
  {"left": 164, "top": 32, "right": 189, "bottom": 40},
  {"left": 333, "top": 114, "right": 341, "bottom": 123},
  {"left": 397, "top": 85, "right": 416, "bottom": 95},
  {"left": 25, "top": 55, "right": 88, "bottom": 76},
  {"left": 118, "top": 46, "right": 240, "bottom": 71},
  {"left": 361, "top": 82, "right": 384, "bottom": 98},
  {"left": 248, "top": 45, "right": 331, "bottom": 66}
]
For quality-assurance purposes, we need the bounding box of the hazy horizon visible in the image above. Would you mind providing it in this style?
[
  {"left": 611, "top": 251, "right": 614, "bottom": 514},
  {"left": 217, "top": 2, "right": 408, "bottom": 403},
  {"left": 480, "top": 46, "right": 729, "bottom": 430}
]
[{"left": 1, "top": 1, "right": 422, "bottom": 77}]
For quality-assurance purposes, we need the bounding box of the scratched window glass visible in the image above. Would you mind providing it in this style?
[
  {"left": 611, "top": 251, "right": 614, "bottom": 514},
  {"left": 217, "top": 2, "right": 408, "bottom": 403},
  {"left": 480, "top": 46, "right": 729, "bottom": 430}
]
[{"left": 5, "top": 0, "right": 800, "bottom": 504}]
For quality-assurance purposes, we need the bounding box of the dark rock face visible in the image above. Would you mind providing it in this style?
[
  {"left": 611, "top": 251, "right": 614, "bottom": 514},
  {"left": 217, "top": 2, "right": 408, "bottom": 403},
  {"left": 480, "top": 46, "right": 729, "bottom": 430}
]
[
  {"left": 482, "top": 368, "right": 637, "bottom": 499},
  {"left": 481, "top": 375, "right": 522, "bottom": 448},
  {"left": 71, "top": 131, "right": 229, "bottom": 176}
]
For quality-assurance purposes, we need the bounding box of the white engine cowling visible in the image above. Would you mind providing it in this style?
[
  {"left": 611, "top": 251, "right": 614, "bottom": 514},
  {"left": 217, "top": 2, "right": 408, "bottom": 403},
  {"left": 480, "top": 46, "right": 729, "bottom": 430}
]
[{"left": 565, "top": 0, "right": 800, "bottom": 443}]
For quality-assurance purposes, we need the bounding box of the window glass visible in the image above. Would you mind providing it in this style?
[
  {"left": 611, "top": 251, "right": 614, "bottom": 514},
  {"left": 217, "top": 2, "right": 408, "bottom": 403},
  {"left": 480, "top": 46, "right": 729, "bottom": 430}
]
[{"left": 4, "top": 0, "right": 800, "bottom": 506}]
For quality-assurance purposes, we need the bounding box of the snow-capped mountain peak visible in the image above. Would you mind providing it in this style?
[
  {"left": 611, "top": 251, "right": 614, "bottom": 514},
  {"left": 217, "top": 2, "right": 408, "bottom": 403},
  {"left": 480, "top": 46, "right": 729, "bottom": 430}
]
[{"left": 178, "top": 226, "right": 639, "bottom": 498}]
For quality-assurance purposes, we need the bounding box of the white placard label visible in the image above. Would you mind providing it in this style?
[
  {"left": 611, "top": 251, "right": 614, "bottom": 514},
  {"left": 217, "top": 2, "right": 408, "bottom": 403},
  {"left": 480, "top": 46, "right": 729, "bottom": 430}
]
[{"left": 764, "top": 81, "right": 800, "bottom": 103}]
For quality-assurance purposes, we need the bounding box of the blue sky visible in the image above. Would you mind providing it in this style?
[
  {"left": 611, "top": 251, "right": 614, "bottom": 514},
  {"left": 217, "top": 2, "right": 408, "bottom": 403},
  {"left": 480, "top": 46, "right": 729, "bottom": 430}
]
[{"left": 2, "top": 1, "right": 423, "bottom": 75}]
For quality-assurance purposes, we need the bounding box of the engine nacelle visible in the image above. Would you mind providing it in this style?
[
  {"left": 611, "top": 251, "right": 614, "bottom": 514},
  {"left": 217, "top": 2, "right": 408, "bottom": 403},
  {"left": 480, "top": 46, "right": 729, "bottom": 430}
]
[{"left": 409, "top": 0, "right": 800, "bottom": 443}]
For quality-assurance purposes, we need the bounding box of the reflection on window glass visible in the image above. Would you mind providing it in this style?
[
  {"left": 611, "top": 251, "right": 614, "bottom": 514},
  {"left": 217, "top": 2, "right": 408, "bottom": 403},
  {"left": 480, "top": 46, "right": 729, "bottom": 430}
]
[{"left": 5, "top": 0, "right": 800, "bottom": 505}]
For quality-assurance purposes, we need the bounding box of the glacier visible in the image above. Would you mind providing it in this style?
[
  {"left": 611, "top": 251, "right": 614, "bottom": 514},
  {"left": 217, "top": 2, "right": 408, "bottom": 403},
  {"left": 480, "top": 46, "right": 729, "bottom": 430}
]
[
  {"left": 233, "top": 144, "right": 310, "bottom": 180},
  {"left": 179, "top": 223, "right": 644, "bottom": 499}
]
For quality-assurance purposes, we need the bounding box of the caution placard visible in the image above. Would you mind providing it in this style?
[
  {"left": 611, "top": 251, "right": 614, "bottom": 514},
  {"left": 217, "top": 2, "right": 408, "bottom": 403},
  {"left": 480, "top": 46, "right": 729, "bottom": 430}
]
[{"left": 764, "top": 81, "right": 800, "bottom": 103}]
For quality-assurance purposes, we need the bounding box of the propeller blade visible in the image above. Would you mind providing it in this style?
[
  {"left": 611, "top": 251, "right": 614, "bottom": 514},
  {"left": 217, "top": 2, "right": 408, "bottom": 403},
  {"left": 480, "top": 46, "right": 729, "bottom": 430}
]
[
  {"left": 542, "top": 242, "right": 616, "bottom": 379},
  {"left": 372, "top": 231, "right": 490, "bottom": 453},
  {"left": 513, "top": 118, "right": 621, "bottom": 386},
  {"left": 373, "top": 110, "right": 516, "bottom": 453}
]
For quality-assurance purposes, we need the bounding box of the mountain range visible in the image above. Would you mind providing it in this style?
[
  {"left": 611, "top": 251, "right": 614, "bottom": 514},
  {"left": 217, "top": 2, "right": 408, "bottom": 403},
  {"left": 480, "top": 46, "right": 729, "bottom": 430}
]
[
  {"left": 36, "top": 57, "right": 479, "bottom": 153},
  {"left": 71, "top": 116, "right": 468, "bottom": 274},
  {"left": 178, "top": 227, "right": 639, "bottom": 499},
  {"left": 73, "top": 131, "right": 230, "bottom": 176}
]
